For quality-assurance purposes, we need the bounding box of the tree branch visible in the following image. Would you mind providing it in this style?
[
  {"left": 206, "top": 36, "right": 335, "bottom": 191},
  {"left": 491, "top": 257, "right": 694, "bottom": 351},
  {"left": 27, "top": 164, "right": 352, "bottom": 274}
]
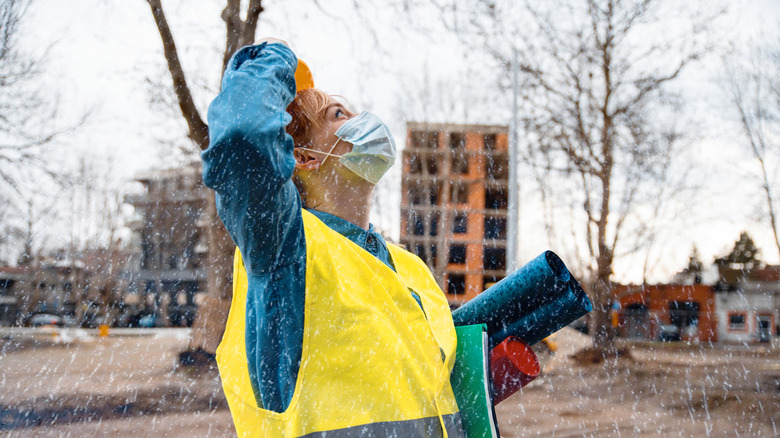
[
  {"left": 145, "top": 0, "right": 209, "bottom": 151},
  {"left": 241, "top": 0, "right": 264, "bottom": 47},
  {"left": 221, "top": 0, "right": 241, "bottom": 75}
]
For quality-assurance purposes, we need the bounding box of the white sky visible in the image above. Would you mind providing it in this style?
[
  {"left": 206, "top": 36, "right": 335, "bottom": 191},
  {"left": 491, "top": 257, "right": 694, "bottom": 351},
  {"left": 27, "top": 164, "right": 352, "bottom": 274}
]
[{"left": 15, "top": 0, "right": 780, "bottom": 283}]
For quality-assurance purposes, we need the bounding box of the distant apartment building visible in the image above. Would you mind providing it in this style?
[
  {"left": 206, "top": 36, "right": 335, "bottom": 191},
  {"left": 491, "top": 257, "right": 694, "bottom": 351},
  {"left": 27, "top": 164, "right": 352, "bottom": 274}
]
[
  {"left": 124, "top": 162, "right": 208, "bottom": 326},
  {"left": 400, "top": 122, "right": 510, "bottom": 307}
]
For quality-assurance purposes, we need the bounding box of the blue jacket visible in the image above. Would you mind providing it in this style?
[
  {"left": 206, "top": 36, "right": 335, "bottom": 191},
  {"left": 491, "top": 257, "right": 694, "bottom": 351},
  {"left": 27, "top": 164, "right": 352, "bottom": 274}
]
[{"left": 202, "top": 42, "right": 395, "bottom": 413}]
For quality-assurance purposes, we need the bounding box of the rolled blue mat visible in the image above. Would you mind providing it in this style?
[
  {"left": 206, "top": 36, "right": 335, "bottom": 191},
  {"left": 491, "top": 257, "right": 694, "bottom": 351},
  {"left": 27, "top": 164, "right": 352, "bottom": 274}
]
[
  {"left": 452, "top": 251, "right": 571, "bottom": 333},
  {"left": 488, "top": 279, "right": 592, "bottom": 348},
  {"left": 452, "top": 251, "right": 592, "bottom": 347}
]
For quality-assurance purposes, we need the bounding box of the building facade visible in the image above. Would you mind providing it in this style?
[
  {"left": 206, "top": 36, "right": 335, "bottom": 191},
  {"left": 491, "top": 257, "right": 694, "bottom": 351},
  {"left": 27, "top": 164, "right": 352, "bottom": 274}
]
[
  {"left": 124, "top": 162, "right": 209, "bottom": 327},
  {"left": 714, "top": 265, "right": 779, "bottom": 344},
  {"left": 0, "top": 257, "right": 114, "bottom": 327},
  {"left": 400, "top": 122, "right": 510, "bottom": 306},
  {"left": 0, "top": 267, "right": 25, "bottom": 325},
  {"left": 613, "top": 284, "right": 718, "bottom": 343}
]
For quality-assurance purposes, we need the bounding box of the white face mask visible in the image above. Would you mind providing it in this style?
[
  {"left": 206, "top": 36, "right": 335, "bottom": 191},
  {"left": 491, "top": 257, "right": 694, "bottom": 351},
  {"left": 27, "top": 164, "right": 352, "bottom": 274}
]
[{"left": 298, "top": 111, "right": 396, "bottom": 184}]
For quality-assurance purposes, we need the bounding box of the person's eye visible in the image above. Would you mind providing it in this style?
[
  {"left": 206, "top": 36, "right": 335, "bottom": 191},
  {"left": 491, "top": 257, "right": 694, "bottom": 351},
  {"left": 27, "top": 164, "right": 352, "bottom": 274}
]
[{"left": 335, "top": 109, "right": 345, "bottom": 119}]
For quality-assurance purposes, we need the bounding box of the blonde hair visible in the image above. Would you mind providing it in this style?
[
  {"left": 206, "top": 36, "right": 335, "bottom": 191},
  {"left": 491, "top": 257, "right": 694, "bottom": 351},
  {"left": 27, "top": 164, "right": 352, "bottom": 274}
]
[{"left": 286, "top": 88, "right": 330, "bottom": 147}]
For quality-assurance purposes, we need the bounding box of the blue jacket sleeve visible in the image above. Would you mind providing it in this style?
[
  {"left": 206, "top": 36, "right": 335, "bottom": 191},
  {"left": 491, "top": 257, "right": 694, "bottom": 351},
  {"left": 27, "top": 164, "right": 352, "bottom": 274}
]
[{"left": 202, "top": 43, "right": 303, "bottom": 274}]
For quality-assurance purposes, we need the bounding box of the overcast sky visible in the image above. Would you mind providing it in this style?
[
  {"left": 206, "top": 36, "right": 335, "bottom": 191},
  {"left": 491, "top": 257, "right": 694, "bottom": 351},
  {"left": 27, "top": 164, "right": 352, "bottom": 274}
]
[{"left": 16, "top": 0, "right": 780, "bottom": 283}]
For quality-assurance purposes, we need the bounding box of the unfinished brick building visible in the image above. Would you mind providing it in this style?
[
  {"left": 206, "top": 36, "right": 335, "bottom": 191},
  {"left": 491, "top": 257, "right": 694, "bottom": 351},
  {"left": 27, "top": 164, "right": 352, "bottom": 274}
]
[{"left": 400, "top": 122, "right": 510, "bottom": 307}]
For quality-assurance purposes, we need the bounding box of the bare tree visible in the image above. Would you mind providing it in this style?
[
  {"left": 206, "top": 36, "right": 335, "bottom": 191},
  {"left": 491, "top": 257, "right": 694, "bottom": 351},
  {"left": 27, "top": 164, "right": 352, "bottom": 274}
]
[
  {"left": 61, "top": 155, "right": 129, "bottom": 326},
  {"left": 14, "top": 189, "right": 57, "bottom": 267},
  {"left": 436, "top": 0, "right": 718, "bottom": 354},
  {"left": 144, "top": 0, "right": 265, "bottom": 359},
  {"left": 0, "top": 0, "right": 84, "bottom": 264},
  {"left": 0, "top": 0, "right": 55, "bottom": 187},
  {"left": 0, "top": 201, "right": 22, "bottom": 263},
  {"left": 143, "top": 0, "right": 421, "bottom": 361},
  {"left": 723, "top": 40, "right": 780, "bottom": 260}
]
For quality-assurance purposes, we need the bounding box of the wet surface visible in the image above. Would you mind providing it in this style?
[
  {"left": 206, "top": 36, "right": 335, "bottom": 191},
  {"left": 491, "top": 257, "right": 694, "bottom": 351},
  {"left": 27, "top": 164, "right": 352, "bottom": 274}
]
[
  {"left": 0, "top": 385, "right": 227, "bottom": 430},
  {"left": 496, "top": 330, "right": 780, "bottom": 437},
  {"left": 1, "top": 327, "right": 778, "bottom": 437},
  {"left": 0, "top": 329, "right": 233, "bottom": 437}
]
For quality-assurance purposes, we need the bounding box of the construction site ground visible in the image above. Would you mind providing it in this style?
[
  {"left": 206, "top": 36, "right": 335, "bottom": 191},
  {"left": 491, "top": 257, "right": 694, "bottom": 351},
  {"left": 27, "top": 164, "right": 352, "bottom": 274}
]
[{"left": 1, "top": 327, "right": 778, "bottom": 437}]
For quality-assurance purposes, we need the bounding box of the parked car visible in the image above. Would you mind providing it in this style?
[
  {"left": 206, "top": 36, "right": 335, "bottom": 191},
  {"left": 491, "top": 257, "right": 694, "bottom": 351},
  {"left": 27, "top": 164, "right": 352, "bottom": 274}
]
[
  {"left": 24, "top": 313, "right": 65, "bottom": 328},
  {"left": 137, "top": 314, "right": 157, "bottom": 328}
]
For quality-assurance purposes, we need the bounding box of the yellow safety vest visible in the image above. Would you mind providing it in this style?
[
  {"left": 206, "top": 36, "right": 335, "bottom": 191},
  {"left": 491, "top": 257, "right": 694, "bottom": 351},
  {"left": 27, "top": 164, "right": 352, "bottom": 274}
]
[{"left": 217, "top": 210, "right": 463, "bottom": 437}]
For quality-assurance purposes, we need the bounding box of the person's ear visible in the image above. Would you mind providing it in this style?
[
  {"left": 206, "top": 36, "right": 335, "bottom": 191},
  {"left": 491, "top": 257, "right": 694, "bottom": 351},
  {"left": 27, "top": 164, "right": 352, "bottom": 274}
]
[{"left": 294, "top": 148, "right": 322, "bottom": 171}]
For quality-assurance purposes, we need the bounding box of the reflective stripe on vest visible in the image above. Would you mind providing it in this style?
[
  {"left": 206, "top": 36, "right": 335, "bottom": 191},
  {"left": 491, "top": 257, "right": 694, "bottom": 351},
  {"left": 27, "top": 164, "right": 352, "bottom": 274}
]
[
  {"left": 298, "top": 413, "right": 463, "bottom": 438},
  {"left": 217, "top": 210, "right": 463, "bottom": 437}
]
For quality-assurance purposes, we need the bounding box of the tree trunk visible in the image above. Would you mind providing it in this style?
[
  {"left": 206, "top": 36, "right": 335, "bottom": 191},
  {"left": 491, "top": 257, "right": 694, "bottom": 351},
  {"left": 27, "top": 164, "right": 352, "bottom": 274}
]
[
  {"left": 188, "top": 193, "right": 234, "bottom": 354},
  {"left": 145, "top": 0, "right": 243, "bottom": 357},
  {"left": 590, "top": 263, "right": 616, "bottom": 354},
  {"left": 145, "top": 0, "right": 272, "bottom": 358}
]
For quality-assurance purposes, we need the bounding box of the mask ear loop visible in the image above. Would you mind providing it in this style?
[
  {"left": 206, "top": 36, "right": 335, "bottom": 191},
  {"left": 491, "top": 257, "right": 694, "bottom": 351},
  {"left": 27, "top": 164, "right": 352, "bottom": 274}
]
[{"left": 297, "top": 138, "right": 342, "bottom": 166}]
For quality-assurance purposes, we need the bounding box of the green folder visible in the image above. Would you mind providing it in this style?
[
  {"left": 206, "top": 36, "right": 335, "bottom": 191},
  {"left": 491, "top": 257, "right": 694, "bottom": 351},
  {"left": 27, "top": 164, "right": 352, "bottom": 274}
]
[{"left": 450, "top": 324, "right": 500, "bottom": 438}]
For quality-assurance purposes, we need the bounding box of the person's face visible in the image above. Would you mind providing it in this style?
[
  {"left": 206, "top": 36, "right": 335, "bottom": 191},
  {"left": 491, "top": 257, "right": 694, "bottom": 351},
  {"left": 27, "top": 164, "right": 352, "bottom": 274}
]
[
  {"left": 313, "top": 98, "right": 356, "bottom": 155},
  {"left": 294, "top": 97, "right": 356, "bottom": 171}
]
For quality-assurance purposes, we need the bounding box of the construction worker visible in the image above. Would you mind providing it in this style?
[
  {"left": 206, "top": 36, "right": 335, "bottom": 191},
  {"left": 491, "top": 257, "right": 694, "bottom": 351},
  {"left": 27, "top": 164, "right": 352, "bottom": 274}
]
[{"left": 202, "top": 38, "right": 464, "bottom": 437}]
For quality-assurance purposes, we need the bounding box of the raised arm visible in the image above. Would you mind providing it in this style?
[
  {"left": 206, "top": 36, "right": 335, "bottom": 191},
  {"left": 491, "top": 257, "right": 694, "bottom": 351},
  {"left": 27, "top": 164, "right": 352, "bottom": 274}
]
[{"left": 202, "top": 42, "right": 303, "bottom": 274}]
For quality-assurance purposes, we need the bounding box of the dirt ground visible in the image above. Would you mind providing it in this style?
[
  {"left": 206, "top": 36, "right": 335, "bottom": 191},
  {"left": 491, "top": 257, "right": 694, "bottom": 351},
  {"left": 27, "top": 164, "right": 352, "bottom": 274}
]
[{"left": 1, "top": 327, "right": 778, "bottom": 437}]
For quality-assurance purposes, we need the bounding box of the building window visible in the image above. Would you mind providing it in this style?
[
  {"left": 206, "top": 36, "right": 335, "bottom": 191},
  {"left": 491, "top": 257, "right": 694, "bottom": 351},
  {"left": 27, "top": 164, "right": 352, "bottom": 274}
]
[
  {"left": 447, "top": 274, "right": 466, "bottom": 295},
  {"left": 424, "top": 155, "right": 439, "bottom": 176},
  {"left": 0, "top": 279, "right": 12, "bottom": 293},
  {"left": 484, "top": 134, "right": 497, "bottom": 151},
  {"left": 407, "top": 211, "right": 439, "bottom": 236},
  {"left": 484, "top": 216, "right": 507, "bottom": 239},
  {"left": 408, "top": 211, "right": 425, "bottom": 236},
  {"left": 409, "top": 153, "right": 438, "bottom": 176},
  {"left": 410, "top": 186, "right": 424, "bottom": 205},
  {"left": 486, "top": 154, "right": 508, "bottom": 180},
  {"left": 453, "top": 213, "right": 468, "bottom": 234},
  {"left": 142, "top": 240, "right": 154, "bottom": 269},
  {"left": 669, "top": 301, "right": 700, "bottom": 338},
  {"left": 413, "top": 216, "right": 425, "bottom": 235},
  {"left": 483, "top": 247, "right": 506, "bottom": 271},
  {"left": 429, "top": 212, "right": 439, "bottom": 236},
  {"left": 450, "top": 132, "right": 466, "bottom": 149},
  {"left": 728, "top": 312, "right": 747, "bottom": 331},
  {"left": 450, "top": 132, "right": 469, "bottom": 175},
  {"left": 412, "top": 131, "right": 439, "bottom": 149},
  {"left": 757, "top": 314, "right": 774, "bottom": 341},
  {"left": 410, "top": 182, "right": 440, "bottom": 206},
  {"left": 485, "top": 187, "right": 508, "bottom": 210},
  {"left": 409, "top": 155, "right": 422, "bottom": 174},
  {"left": 449, "top": 245, "right": 467, "bottom": 264},
  {"left": 450, "top": 183, "right": 469, "bottom": 204},
  {"left": 451, "top": 151, "right": 469, "bottom": 175}
]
